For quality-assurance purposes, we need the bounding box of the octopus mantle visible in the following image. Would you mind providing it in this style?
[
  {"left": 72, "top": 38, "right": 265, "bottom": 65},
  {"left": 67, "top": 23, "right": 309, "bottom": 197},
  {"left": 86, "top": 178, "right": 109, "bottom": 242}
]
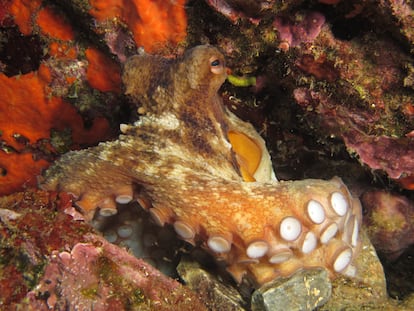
[{"left": 41, "top": 45, "right": 362, "bottom": 286}]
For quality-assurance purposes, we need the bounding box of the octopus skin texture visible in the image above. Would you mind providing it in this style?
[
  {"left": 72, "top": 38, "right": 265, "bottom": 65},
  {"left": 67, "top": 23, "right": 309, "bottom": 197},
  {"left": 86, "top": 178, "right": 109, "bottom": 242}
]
[{"left": 41, "top": 45, "right": 363, "bottom": 286}]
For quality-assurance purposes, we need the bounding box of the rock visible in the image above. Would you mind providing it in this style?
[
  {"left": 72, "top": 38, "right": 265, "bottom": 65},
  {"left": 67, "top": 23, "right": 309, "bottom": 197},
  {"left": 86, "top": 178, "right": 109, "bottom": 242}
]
[
  {"left": 361, "top": 190, "right": 414, "bottom": 261},
  {"left": 177, "top": 257, "right": 246, "bottom": 311},
  {"left": 319, "top": 230, "right": 392, "bottom": 310},
  {"left": 250, "top": 230, "right": 395, "bottom": 310},
  {"left": 0, "top": 190, "right": 207, "bottom": 310},
  {"left": 251, "top": 268, "right": 331, "bottom": 311}
]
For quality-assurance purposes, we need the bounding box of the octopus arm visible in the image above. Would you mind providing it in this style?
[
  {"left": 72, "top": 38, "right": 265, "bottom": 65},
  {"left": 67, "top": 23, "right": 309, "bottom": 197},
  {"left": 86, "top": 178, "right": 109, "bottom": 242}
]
[
  {"left": 41, "top": 142, "right": 362, "bottom": 286},
  {"left": 148, "top": 177, "right": 362, "bottom": 284}
]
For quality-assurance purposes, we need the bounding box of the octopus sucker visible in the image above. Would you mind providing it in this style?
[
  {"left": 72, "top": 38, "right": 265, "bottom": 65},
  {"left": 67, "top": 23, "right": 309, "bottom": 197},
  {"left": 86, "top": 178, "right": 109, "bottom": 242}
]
[
  {"left": 320, "top": 223, "right": 339, "bottom": 244},
  {"left": 246, "top": 240, "right": 270, "bottom": 259},
  {"left": 148, "top": 206, "right": 173, "bottom": 226},
  {"left": 113, "top": 185, "right": 135, "bottom": 204},
  {"left": 268, "top": 248, "right": 293, "bottom": 264},
  {"left": 279, "top": 216, "right": 302, "bottom": 241},
  {"left": 97, "top": 197, "right": 118, "bottom": 216},
  {"left": 173, "top": 220, "right": 197, "bottom": 241},
  {"left": 207, "top": 234, "right": 233, "bottom": 253},
  {"left": 306, "top": 200, "right": 326, "bottom": 224},
  {"left": 41, "top": 45, "right": 362, "bottom": 286},
  {"left": 330, "top": 192, "right": 349, "bottom": 216},
  {"left": 300, "top": 231, "right": 318, "bottom": 254}
]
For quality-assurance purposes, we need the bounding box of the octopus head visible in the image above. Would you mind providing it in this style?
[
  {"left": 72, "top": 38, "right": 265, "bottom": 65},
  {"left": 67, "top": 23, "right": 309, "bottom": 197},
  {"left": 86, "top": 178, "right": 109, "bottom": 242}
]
[{"left": 182, "top": 45, "right": 227, "bottom": 92}]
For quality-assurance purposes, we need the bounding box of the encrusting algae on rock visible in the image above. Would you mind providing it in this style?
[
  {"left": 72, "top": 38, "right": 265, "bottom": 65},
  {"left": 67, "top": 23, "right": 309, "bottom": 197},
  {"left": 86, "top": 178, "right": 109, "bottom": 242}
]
[
  {"left": 0, "top": 0, "right": 123, "bottom": 195},
  {"left": 41, "top": 45, "right": 363, "bottom": 286},
  {"left": 0, "top": 190, "right": 207, "bottom": 310},
  {"left": 0, "top": 63, "right": 112, "bottom": 195},
  {"left": 1, "top": 0, "right": 189, "bottom": 196}
]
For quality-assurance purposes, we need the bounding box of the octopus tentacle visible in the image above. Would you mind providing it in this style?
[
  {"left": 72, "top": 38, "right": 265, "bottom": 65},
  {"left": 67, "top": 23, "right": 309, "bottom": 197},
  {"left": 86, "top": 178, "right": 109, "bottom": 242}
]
[{"left": 40, "top": 45, "right": 362, "bottom": 286}]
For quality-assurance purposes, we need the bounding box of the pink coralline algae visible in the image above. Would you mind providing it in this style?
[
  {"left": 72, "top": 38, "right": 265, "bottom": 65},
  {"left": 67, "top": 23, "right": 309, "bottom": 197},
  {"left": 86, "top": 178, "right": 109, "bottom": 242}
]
[
  {"left": 362, "top": 190, "right": 414, "bottom": 261},
  {"left": 28, "top": 235, "right": 206, "bottom": 311},
  {"left": 293, "top": 87, "right": 414, "bottom": 188},
  {"left": 273, "top": 11, "right": 326, "bottom": 50},
  {"left": 343, "top": 133, "right": 414, "bottom": 183},
  {"left": 206, "top": 0, "right": 275, "bottom": 23},
  {"left": 0, "top": 190, "right": 206, "bottom": 310},
  {"left": 206, "top": 0, "right": 242, "bottom": 23}
]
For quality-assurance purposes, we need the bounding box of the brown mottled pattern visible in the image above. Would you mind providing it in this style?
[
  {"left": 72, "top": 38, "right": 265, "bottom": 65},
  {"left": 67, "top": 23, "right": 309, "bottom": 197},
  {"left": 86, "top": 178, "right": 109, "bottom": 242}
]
[{"left": 41, "top": 45, "right": 363, "bottom": 286}]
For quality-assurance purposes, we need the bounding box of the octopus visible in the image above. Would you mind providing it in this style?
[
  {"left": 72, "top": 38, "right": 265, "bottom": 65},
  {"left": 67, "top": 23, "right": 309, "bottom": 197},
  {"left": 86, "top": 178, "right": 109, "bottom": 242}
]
[{"left": 41, "top": 45, "right": 363, "bottom": 286}]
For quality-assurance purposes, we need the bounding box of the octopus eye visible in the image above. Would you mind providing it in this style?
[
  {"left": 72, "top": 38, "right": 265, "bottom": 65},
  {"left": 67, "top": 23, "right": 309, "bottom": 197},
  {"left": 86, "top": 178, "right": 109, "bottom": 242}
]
[
  {"left": 209, "top": 56, "right": 225, "bottom": 75},
  {"left": 211, "top": 59, "right": 220, "bottom": 66}
]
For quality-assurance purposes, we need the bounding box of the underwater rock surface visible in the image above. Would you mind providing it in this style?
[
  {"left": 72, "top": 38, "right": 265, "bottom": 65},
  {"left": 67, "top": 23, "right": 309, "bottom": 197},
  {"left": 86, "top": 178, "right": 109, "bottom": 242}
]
[{"left": 0, "top": 190, "right": 207, "bottom": 309}]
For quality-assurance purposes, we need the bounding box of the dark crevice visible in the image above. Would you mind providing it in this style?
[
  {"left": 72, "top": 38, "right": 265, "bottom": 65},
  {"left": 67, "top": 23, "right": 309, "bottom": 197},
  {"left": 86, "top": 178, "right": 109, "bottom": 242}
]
[{"left": 0, "top": 27, "right": 44, "bottom": 76}]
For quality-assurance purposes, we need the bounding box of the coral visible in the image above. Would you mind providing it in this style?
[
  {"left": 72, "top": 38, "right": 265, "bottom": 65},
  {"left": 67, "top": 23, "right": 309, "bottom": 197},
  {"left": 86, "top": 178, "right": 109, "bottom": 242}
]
[
  {"left": 41, "top": 45, "right": 363, "bottom": 286},
  {"left": 9, "top": 0, "right": 42, "bottom": 35},
  {"left": 0, "top": 0, "right": 137, "bottom": 195},
  {"left": 0, "top": 64, "right": 112, "bottom": 195},
  {"left": 362, "top": 190, "right": 414, "bottom": 261},
  {"left": 85, "top": 47, "right": 122, "bottom": 93},
  {"left": 287, "top": 18, "right": 414, "bottom": 188},
  {"left": 0, "top": 0, "right": 13, "bottom": 27},
  {"left": 88, "top": 0, "right": 187, "bottom": 53},
  {"left": 206, "top": 0, "right": 242, "bottom": 23},
  {"left": 0, "top": 153, "right": 49, "bottom": 197},
  {"left": 36, "top": 6, "right": 74, "bottom": 41},
  {"left": 377, "top": 0, "right": 414, "bottom": 48},
  {"left": 205, "top": 0, "right": 310, "bottom": 24}
]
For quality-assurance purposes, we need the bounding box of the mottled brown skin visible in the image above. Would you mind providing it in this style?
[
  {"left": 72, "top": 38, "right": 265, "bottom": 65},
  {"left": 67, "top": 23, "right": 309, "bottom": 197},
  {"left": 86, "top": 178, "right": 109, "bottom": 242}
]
[
  {"left": 123, "top": 47, "right": 231, "bottom": 157},
  {"left": 41, "top": 46, "right": 362, "bottom": 286},
  {"left": 43, "top": 46, "right": 242, "bottom": 208}
]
